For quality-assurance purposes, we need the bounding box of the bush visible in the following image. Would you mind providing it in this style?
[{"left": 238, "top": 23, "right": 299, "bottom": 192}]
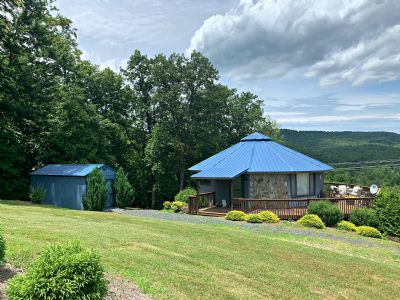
[
  {"left": 171, "top": 201, "right": 185, "bottom": 212},
  {"left": 357, "top": 226, "right": 383, "bottom": 239},
  {"left": 7, "top": 243, "right": 107, "bottom": 300},
  {"left": 175, "top": 187, "right": 196, "bottom": 203},
  {"left": 307, "top": 201, "right": 343, "bottom": 227},
  {"left": 83, "top": 168, "right": 108, "bottom": 211},
  {"left": 114, "top": 167, "right": 134, "bottom": 208},
  {"left": 163, "top": 201, "right": 172, "bottom": 209},
  {"left": 0, "top": 225, "right": 5, "bottom": 264},
  {"left": 296, "top": 214, "right": 325, "bottom": 229},
  {"left": 245, "top": 214, "right": 264, "bottom": 223},
  {"left": 349, "top": 208, "right": 378, "bottom": 227},
  {"left": 337, "top": 220, "right": 357, "bottom": 232},
  {"left": 225, "top": 210, "right": 246, "bottom": 221},
  {"left": 258, "top": 211, "right": 280, "bottom": 223},
  {"left": 374, "top": 186, "right": 400, "bottom": 237},
  {"left": 29, "top": 186, "right": 46, "bottom": 204}
]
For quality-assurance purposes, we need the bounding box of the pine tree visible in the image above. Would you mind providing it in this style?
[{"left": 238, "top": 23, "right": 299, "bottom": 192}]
[
  {"left": 83, "top": 168, "right": 108, "bottom": 211},
  {"left": 114, "top": 167, "right": 134, "bottom": 208}
]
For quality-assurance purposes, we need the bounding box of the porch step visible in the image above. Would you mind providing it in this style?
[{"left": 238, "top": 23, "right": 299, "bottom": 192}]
[{"left": 197, "top": 211, "right": 226, "bottom": 217}]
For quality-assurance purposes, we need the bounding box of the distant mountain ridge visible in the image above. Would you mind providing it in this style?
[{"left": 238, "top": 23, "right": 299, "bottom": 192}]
[{"left": 281, "top": 129, "right": 400, "bottom": 164}]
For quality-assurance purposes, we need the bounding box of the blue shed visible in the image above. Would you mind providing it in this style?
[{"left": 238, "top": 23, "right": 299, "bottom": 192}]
[
  {"left": 189, "top": 133, "right": 333, "bottom": 207},
  {"left": 30, "top": 164, "right": 116, "bottom": 210}
]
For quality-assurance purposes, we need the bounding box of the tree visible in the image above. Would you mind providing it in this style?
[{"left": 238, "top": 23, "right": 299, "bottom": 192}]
[
  {"left": 83, "top": 168, "right": 108, "bottom": 211},
  {"left": 114, "top": 167, "right": 134, "bottom": 208}
]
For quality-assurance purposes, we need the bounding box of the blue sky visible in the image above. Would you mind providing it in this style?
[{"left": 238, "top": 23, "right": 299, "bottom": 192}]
[{"left": 57, "top": 0, "right": 400, "bottom": 132}]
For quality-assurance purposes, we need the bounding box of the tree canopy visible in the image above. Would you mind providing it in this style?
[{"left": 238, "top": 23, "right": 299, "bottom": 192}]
[{"left": 0, "top": 0, "right": 279, "bottom": 207}]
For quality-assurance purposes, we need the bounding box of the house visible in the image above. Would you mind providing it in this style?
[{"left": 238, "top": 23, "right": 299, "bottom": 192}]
[
  {"left": 30, "top": 164, "right": 116, "bottom": 210},
  {"left": 189, "top": 133, "right": 333, "bottom": 208}
]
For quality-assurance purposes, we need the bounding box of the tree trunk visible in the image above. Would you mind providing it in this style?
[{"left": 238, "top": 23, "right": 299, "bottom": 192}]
[
  {"left": 151, "top": 184, "right": 156, "bottom": 208},
  {"left": 179, "top": 166, "right": 185, "bottom": 191}
]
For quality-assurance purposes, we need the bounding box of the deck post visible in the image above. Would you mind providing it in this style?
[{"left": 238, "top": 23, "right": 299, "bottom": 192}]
[
  {"left": 196, "top": 180, "right": 200, "bottom": 215},
  {"left": 230, "top": 180, "right": 233, "bottom": 210}
]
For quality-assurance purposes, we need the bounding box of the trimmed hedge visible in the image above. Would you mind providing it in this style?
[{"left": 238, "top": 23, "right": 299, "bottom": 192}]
[
  {"left": 258, "top": 211, "right": 280, "bottom": 223},
  {"left": 296, "top": 214, "right": 325, "bottom": 229},
  {"left": 0, "top": 225, "right": 5, "bottom": 264},
  {"left": 83, "top": 168, "right": 108, "bottom": 211},
  {"left": 349, "top": 208, "right": 378, "bottom": 227},
  {"left": 7, "top": 243, "right": 107, "bottom": 300},
  {"left": 337, "top": 220, "right": 357, "bottom": 232},
  {"left": 225, "top": 210, "right": 246, "bottom": 221},
  {"left": 163, "top": 201, "right": 172, "bottom": 209},
  {"left": 114, "top": 167, "right": 134, "bottom": 208},
  {"left": 171, "top": 201, "right": 185, "bottom": 212},
  {"left": 374, "top": 186, "right": 400, "bottom": 238},
  {"left": 245, "top": 214, "right": 263, "bottom": 223},
  {"left": 307, "top": 201, "right": 343, "bottom": 227},
  {"left": 357, "top": 226, "right": 383, "bottom": 239},
  {"left": 29, "top": 186, "right": 46, "bottom": 204}
]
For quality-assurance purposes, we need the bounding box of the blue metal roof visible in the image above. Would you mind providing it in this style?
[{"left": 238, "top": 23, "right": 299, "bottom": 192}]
[
  {"left": 191, "top": 167, "right": 247, "bottom": 179},
  {"left": 30, "top": 164, "right": 106, "bottom": 177},
  {"left": 189, "top": 132, "right": 333, "bottom": 179}
]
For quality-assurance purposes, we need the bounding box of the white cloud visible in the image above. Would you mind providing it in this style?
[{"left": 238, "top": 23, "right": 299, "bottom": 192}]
[{"left": 188, "top": 0, "right": 400, "bottom": 86}]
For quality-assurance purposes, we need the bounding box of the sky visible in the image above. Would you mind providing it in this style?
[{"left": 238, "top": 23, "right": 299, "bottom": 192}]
[{"left": 56, "top": 0, "right": 400, "bottom": 133}]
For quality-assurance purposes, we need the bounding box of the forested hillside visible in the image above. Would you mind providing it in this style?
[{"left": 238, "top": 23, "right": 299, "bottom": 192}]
[
  {"left": 0, "top": 0, "right": 278, "bottom": 206},
  {"left": 282, "top": 129, "right": 400, "bottom": 186}
]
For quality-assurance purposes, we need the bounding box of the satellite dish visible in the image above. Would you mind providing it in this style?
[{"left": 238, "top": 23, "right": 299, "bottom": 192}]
[{"left": 370, "top": 184, "right": 379, "bottom": 194}]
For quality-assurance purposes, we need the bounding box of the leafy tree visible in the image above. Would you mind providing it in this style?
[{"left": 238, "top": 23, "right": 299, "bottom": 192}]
[
  {"left": 0, "top": 0, "right": 279, "bottom": 207},
  {"left": 83, "top": 168, "right": 108, "bottom": 211},
  {"left": 374, "top": 186, "right": 400, "bottom": 237},
  {"left": 114, "top": 167, "right": 134, "bottom": 208}
]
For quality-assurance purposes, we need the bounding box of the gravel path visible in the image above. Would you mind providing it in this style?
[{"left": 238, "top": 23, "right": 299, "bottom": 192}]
[{"left": 119, "top": 210, "right": 400, "bottom": 252}]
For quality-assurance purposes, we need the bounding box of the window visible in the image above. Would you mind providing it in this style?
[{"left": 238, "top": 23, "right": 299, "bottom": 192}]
[{"left": 296, "top": 173, "right": 309, "bottom": 196}]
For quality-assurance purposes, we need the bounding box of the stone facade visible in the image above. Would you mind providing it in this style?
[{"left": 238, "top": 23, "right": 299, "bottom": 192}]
[{"left": 248, "top": 174, "right": 289, "bottom": 199}]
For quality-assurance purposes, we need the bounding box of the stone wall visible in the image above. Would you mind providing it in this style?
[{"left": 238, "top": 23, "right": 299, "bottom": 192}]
[{"left": 248, "top": 174, "right": 289, "bottom": 199}]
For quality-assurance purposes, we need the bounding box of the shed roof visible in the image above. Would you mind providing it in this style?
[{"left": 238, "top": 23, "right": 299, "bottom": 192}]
[
  {"left": 30, "top": 164, "right": 109, "bottom": 177},
  {"left": 190, "top": 132, "right": 332, "bottom": 179}
]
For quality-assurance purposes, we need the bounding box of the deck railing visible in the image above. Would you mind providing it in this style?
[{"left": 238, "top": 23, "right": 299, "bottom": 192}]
[
  {"left": 188, "top": 192, "right": 215, "bottom": 215},
  {"left": 232, "top": 197, "right": 375, "bottom": 220}
]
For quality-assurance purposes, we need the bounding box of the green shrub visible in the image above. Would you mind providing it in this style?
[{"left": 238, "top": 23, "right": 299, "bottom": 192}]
[
  {"left": 357, "top": 226, "right": 383, "bottom": 239},
  {"left": 307, "top": 201, "right": 343, "bottom": 227},
  {"left": 337, "top": 220, "right": 357, "bottom": 232},
  {"left": 374, "top": 186, "right": 400, "bottom": 237},
  {"left": 171, "top": 201, "right": 185, "bottom": 212},
  {"left": 349, "top": 208, "right": 378, "bottom": 227},
  {"left": 114, "top": 167, "right": 134, "bottom": 208},
  {"left": 163, "top": 201, "right": 172, "bottom": 209},
  {"left": 7, "top": 243, "right": 107, "bottom": 300},
  {"left": 296, "top": 214, "right": 325, "bottom": 229},
  {"left": 175, "top": 187, "right": 196, "bottom": 203},
  {"left": 225, "top": 210, "right": 246, "bottom": 221},
  {"left": 258, "top": 211, "right": 280, "bottom": 223},
  {"left": 83, "top": 168, "right": 108, "bottom": 211},
  {"left": 245, "top": 214, "right": 263, "bottom": 223},
  {"left": 29, "top": 186, "right": 46, "bottom": 204},
  {"left": 0, "top": 225, "right": 5, "bottom": 264}
]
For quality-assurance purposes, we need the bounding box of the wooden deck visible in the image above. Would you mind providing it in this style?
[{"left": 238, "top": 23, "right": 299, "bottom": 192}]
[{"left": 190, "top": 193, "right": 375, "bottom": 219}]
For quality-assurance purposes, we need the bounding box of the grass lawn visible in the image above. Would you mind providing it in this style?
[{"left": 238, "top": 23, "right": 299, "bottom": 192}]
[{"left": 1, "top": 200, "right": 400, "bottom": 299}]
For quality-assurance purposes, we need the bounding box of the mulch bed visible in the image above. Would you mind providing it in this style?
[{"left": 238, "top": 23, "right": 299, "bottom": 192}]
[{"left": 0, "top": 263, "right": 150, "bottom": 300}]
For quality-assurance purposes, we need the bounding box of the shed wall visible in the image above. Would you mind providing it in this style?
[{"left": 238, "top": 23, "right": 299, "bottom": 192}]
[{"left": 31, "top": 176, "right": 86, "bottom": 210}]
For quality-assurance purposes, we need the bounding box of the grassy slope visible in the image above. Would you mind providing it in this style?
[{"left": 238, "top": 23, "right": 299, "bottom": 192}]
[{"left": 1, "top": 201, "right": 400, "bottom": 299}]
